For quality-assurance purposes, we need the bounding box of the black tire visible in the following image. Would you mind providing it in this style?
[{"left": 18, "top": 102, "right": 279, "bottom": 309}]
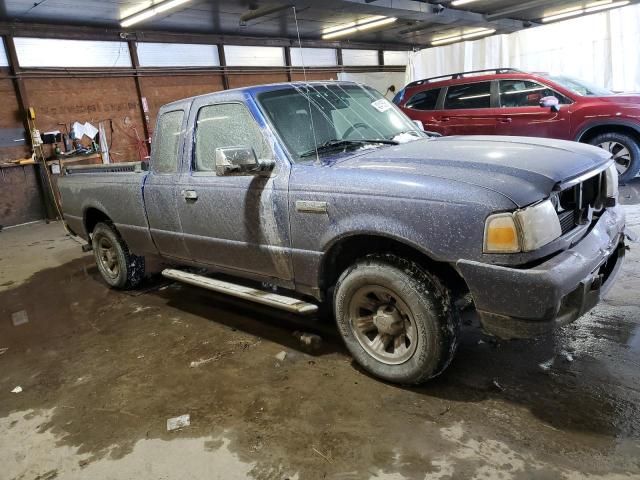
[
  {"left": 92, "top": 222, "right": 145, "bottom": 289},
  {"left": 589, "top": 131, "right": 640, "bottom": 183},
  {"left": 333, "top": 254, "right": 459, "bottom": 385}
]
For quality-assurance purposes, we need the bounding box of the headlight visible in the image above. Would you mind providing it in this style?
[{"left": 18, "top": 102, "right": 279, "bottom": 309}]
[
  {"left": 605, "top": 163, "right": 618, "bottom": 198},
  {"left": 484, "top": 200, "right": 562, "bottom": 254}
]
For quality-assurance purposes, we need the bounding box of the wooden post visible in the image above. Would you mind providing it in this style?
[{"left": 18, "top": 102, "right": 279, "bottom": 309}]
[
  {"left": 128, "top": 39, "right": 151, "bottom": 148},
  {"left": 217, "top": 44, "right": 229, "bottom": 90},
  {"left": 284, "top": 45, "right": 293, "bottom": 82}
]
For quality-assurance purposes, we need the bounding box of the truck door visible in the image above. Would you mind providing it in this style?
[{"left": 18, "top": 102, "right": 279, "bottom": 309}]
[
  {"left": 144, "top": 107, "right": 190, "bottom": 259},
  {"left": 496, "top": 79, "right": 572, "bottom": 139},
  {"left": 176, "top": 99, "right": 293, "bottom": 281}
]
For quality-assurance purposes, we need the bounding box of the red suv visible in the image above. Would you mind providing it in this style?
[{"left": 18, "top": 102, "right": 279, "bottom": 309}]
[{"left": 394, "top": 68, "right": 640, "bottom": 182}]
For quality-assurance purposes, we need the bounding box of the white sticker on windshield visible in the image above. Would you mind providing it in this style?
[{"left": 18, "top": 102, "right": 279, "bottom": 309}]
[{"left": 371, "top": 98, "right": 392, "bottom": 112}]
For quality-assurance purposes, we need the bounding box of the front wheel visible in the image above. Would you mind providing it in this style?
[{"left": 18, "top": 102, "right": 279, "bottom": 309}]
[
  {"left": 333, "top": 254, "right": 459, "bottom": 385},
  {"left": 92, "top": 222, "right": 145, "bottom": 289},
  {"left": 590, "top": 132, "right": 640, "bottom": 183}
]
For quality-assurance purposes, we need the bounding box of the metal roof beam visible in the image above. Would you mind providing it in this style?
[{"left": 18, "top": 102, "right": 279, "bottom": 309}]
[{"left": 484, "top": 0, "right": 562, "bottom": 20}]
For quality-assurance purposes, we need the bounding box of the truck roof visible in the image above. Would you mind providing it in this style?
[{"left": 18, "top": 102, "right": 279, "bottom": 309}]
[{"left": 161, "top": 80, "right": 361, "bottom": 109}]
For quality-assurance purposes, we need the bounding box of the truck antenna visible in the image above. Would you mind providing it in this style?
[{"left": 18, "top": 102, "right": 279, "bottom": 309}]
[{"left": 292, "top": 6, "right": 319, "bottom": 163}]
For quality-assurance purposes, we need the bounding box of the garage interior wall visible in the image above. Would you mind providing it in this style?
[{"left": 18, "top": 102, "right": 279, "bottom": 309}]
[
  {"left": 406, "top": 3, "right": 640, "bottom": 92},
  {"left": 0, "top": 37, "right": 405, "bottom": 227}
]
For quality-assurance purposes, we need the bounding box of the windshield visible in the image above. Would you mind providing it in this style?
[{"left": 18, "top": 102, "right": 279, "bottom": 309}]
[
  {"left": 257, "top": 83, "right": 424, "bottom": 163},
  {"left": 545, "top": 75, "right": 612, "bottom": 96}
]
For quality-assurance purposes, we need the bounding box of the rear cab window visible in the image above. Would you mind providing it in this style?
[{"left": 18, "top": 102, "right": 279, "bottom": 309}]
[
  {"left": 405, "top": 88, "right": 441, "bottom": 111},
  {"left": 499, "top": 80, "right": 572, "bottom": 107},
  {"left": 152, "top": 110, "right": 184, "bottom": 174},
  {"left": 444, "top": 82, "right": 492, "bottom": 109}
]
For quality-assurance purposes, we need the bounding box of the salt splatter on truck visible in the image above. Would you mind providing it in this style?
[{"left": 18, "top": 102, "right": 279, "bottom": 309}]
[{"left": 58, "top": 81, "right": 628, "bottom": 384}]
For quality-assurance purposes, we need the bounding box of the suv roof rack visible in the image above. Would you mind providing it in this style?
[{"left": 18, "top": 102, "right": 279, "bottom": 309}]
[{"left": 406, "top": 68, "right": 526, "bottom": 88}]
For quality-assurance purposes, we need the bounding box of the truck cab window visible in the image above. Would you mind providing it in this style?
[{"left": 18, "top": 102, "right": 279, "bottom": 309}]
[
  {"left": 194, "top": 103, "right": 273, "bottom": 172},
  {"left": 153, "top": 110, "right": 184, "bottom": 174}
]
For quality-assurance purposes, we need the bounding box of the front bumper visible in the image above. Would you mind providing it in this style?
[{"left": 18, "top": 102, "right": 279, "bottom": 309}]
[{"left": 457, "top": 206, "right": 627, "bottom": 339}]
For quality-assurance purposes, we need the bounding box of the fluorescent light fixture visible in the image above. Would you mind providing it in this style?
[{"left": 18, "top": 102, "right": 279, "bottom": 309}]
[
  {"left": 121, "top": 0, "right": 191, "bottom": 28},
  {"left": 431, "top": 27, "right": 495, "bottom": 46},
  {"left": 431, "top": 35, "right": 462, "bottom": 46},
  {"left": 585, "top": 0, "right": 629, "bottom": 12},
  {"left": 321, "top": 16, "right": 397, "bottom": 39},
  {"left": 462, "top": 28, "right": 496, "bottom": 39},
  {"left": 541, "top": 6, "right": 584, "bottom": 22},
  {"left": 451, "top": 0, "right": 481, "bottom": 5}
]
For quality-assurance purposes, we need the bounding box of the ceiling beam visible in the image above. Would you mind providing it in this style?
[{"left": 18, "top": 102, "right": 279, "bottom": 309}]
[
  {"left": 484, "top": 0, "right": 563, "bottom": 20},
  {"left": 0, "top": 21, "right": 412, "bottom": 51}
]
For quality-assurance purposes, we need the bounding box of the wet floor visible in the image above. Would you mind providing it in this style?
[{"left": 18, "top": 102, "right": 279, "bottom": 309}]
[{"left": 1, "top": 182, "right": 640, "bottom": 479}]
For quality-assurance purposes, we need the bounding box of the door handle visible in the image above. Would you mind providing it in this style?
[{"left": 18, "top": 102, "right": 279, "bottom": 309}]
[
  {"left": 497, "top": 117, "right": 512, "bottom": 123},
  {"left": 438, "top": 116, "right": 451, "bottom": 122},
  {"left": 182, "top": 189, "right": 198, "bottom": 201}
]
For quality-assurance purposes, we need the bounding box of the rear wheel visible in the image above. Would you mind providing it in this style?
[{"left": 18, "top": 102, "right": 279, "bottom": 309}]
[
  {"left": 92, "top": 222, "right": 145, "bottom": 289},
  {"left": 333, "top": 254, "right": 459, "bottom": 385},
  {"left": 589, "top": 132, "right": 640, "bottom": 183}
]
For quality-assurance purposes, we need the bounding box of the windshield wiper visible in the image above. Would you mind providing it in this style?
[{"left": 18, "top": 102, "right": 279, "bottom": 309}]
[{"left": 300, "top": 138, "right": 397, "bottom": 158}]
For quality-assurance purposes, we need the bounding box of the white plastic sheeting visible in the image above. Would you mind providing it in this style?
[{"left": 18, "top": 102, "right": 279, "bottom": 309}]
[
  {"left": 137, "top": 42, "right": 219, "bottom": 67},
  {"left": 14, "top": 38, "right": 132, "bottom": 68},
  {"left": 0, "top": 40, "right": 8, "bottom": 67},
  {"left": 290, "top": 47, "right": 337, "bottom": 67},
  {"left": 342, "top": 49, "right": 379, "bottom": 66},
  {"left": 406, "top": 3, "right": 640, "bottom": 92},
  {"left": 223, "top": 45, "right": 284, "bottom": 67}
]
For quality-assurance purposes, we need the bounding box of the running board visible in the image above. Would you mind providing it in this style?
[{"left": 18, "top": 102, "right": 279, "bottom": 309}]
[{"left": 161, "top": 269, "right": 318, "bottom": 315}]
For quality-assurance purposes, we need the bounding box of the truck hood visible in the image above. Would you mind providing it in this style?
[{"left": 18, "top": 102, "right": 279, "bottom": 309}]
[{"left": 332, "top": 135, "right": 611, "bottom": 207}]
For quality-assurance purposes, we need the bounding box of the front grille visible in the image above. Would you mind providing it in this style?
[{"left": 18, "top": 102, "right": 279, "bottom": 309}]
[
  {"left": 558, "top": 210, "right": 576, "bottom": 235},
  {"left": 553, "top": 170, "right": 605, "bottom": 235}
]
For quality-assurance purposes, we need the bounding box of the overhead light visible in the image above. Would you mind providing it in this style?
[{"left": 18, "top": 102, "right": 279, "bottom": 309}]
[
  {"left": 451, "top": 0, "right": 481, "bottom": 6},
  {"left": 121, "top": 0, "right": 191, "bottom": 28},
  {"left": 585, "top": 0, "right": 629, "bottom": 13},
  {"left": 541, "top": 6, "right": 584, "bottom": 22},
  {"left": 431, "top": 27, "right": 495, "bottom": 46},
  {"left": 462, "top": 28, "right": 496, "bottom": 39},
  {"left": 321, "top": 16, "right": 397, "bottom": 39}
]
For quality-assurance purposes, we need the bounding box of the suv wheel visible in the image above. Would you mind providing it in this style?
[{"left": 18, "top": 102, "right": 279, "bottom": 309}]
[
  {"left": 590, "top": 132, "right": 640, "bottom": 183},
  {"left": 333, "top": 254, "right": 459, "bottom": 385},
  {"left": 92, "top": 222, "right": 145, "bottom": 289}
]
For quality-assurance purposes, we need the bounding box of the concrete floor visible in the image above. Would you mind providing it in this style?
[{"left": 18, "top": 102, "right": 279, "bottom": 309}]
[{"left": 2, "top": 183, "right": 640, "bottom": 480}]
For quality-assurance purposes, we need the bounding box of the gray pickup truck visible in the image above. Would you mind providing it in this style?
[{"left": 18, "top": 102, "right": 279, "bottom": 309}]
[{"left": 59, "top": 81, "right": 628, "bottom": 384}]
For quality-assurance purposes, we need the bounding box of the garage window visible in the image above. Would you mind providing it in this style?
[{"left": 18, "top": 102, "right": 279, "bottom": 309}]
[
  {"left": 137, "top": 42, "right": 220, "bottom": 67},
  {"left": 13, "top": 38, "right": 131, "bottom": 68},
  {"left": 153, "top": 110, "right": 184, "bottom": 174},
  {"left": 0, "top": 40, "right": 8, "bottom": 67},
  {"left": 194, "top": 103, "right": 272, "bottom": 172},
  {"left": 444, "top": 82, "right": 492, "bottom": 110},
  {"left": 405, "top": 89, "right": 440, "bottom": 110}
]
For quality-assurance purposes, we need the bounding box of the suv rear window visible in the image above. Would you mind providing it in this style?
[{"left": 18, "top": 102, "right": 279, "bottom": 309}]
[
  {"left": 405, "top": 88, "right": 440, "bottom": 110},
  {"left": 444, "top": 82, "right": 492, "bottom": 110}
]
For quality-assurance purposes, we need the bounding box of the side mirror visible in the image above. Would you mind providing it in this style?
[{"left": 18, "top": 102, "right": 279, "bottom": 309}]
[
  {"left": 539, "top": 96, "right": 560, "bottom": 112},
  {"left": 214, "top": 147, "right": 274, "bottom": 176}
]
